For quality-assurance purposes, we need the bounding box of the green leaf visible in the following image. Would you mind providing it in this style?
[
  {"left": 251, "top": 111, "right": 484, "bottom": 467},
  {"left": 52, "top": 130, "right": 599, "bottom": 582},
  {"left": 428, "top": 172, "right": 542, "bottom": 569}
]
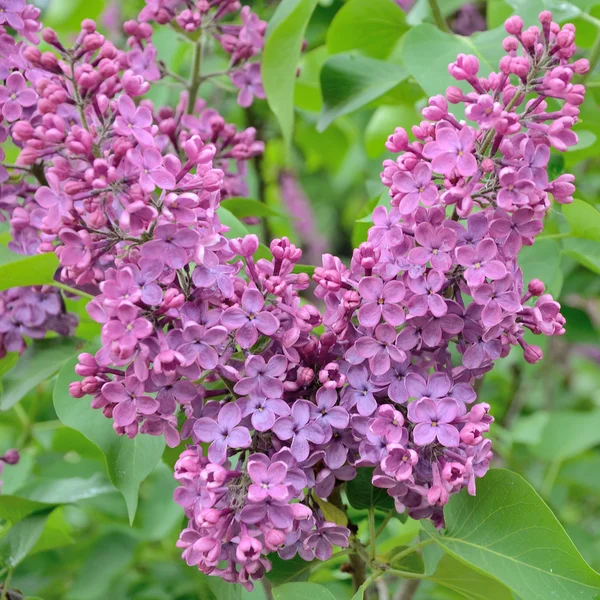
[
  {"left": 401, "top": 24, "right": 472, "bottom": 97},
  {"left": 220, "top": 198, "right": 282, "bottom": 219},
  {"left": 519, "top": 239, "right": 563, "bottom": 297},
  {"left": 0, "top": 512, "right": 50, "bottom": 568},
  {"left": 312, "top": 492, "right": 348, "bottom": 526},
  {"left": 401, "top": 24, "right": 502, "bottom": 98},
  {"left": 425, "top": 469, "right": 600, "bottom": 600},
  {"left": 346, "top": 468, "right": 394, "bottom": 511},
  {"left": 0, "top": 496, "right": 49, "bottom": 524},
  {"left": 429, "top": 554, "right": 514, "bottom": 600},
  {"left": 267, "top": 553, "right": 313, "bottom": 585},
  {"left": 291, "top": 264, "right": 316, "bottom": 277},
  {"left": 388, "top": 546, "right": 425, "bottom": 574},
  {"left": 563, "top": 238, "right": 600, "bottom": 275},
  {"left": 133, "top": 461, "right": 181, "bottom": 541},
  {"left": 218, "top": 208, "right": 272, "bottom": 258},
  {"left": 563, "top": 199, "right": 600, "bottom": 241},
  {"left": 318, "top": 53, "right": 408, "bottom": 132},
  {"left": 263, "top": 0, "right": 319, "bottom": 146},
  {"left": 533, "top": 410, "right": 600, "bottom": 461},
  {"left": 17, "top": 473, "right": 114, "bottom": 504},
  {"left": 273, "top": 582, "right": 337, "bottom": 600},
  {"left": 364, "top": 105, "right": 420, "bottom": 159},
  {"left": 54, "top": 352, "right": 165, "bottom": 523},
  {"left": 206, "top": 577, "right": 242, "bottom": 600},
  {"left": 0, "top": 247, "right": 59, "bottom": 290},
  {"left": 219, "top": 207, "right": 251, "bottom": 239},
  {"left": 326, "top": 0, "right": 408, "bottom": 59},
  {"left": 29, "top": 507, "right": 74, "bottom": 555},
  {"left": 65, "top": 532, "right": 138, "bottom": 600},
  {"left": 0, "top": 337, "right": 85, "bottom": 411}
]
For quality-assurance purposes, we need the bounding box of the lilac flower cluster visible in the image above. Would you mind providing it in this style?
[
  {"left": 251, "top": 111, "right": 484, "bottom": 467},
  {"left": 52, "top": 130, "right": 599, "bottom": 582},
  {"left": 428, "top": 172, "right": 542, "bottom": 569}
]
[
  {"left": 310, "top": 10, "right": 581, "bottom": 523},
  {"left": 0, "top": 2, "right": 586, "bottom": 592},
  {"left": 0, "top": 2, "right": 264, "bottom": 354}
]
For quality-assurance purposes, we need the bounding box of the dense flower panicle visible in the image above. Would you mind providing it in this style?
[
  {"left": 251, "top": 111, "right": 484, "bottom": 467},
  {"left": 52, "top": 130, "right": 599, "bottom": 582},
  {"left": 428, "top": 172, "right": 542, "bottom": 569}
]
[
  {"left": 311, "top": 10, "right": 581, "bottom": 527},
  {"left": 0, "top": 3, "right": 585, "bottom": 592}
]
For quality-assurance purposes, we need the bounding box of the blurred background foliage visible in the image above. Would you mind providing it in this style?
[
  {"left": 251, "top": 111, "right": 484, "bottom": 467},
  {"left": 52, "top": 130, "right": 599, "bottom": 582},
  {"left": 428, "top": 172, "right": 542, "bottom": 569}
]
[{"left": 1, "top": 0, "right": 600, "bottom": 599}]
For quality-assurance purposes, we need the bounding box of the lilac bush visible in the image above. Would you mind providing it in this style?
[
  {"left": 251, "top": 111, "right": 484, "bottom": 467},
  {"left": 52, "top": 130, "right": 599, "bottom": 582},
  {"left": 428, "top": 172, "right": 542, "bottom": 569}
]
[{"left": 0, "top": 0, "right": 588, "bottom": 593}]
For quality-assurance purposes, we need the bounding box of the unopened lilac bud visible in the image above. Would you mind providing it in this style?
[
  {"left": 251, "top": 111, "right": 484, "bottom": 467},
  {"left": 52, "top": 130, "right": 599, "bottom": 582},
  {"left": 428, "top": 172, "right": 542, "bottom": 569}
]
[
  {"left": 539, "top": 11, "right": 552, "bottom": 25},
  {"left": 446, "top": 85, "right": 464, "bottom": 104},
  {"left": 528, "top": 279, "right": 545, "bottom": 296},
  {"left": 81, "top": 18, "right": 97, "bottom": 32},
  {"left": 385, "top": 127, "right": 409, "bottom": 152},
  {"left": 556, "top": 28, "right": 575, "bottom": 48},
  {"left": 42, "top": 28, "right": 59, "bottom": 45},
  {"left": 523, "top": 344, "right": 543, "bottom": 364},
  {"left": 1, "top": 449, "right": 19, "bottom": 465},
  {"left": 503, "top": 36, "right": 518, "bottom": 52},
  {"left": 505, "top": 15, "right": 523, "bottom": 35},
  {"left": 573, "top": 58, "right": 590, "bottom": 74}
]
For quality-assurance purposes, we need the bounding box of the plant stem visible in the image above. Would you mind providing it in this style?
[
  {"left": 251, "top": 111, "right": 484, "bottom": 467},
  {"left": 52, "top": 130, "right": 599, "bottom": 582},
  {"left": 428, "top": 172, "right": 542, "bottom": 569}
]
[
  {"left": 186, "top": 39, "right": 203, "bottom": 114},
  {"left": 375, "top": 512, "right": 393, "bottom": 538},
  {"left": 349, "top": 551, "right": 368, "bottom": 591},
  {"left": 1, "top": 568, "right": 13, "bottom": 600},
  {"left": 368, "top": 508, "right": 377, "bottom": 561},
  {"left": 391, "top": 538, "right": 435, "bottom": 564},
  {"left": 428, "top": 0, "right": 449, "bottom": 32},
  {"left": 262, "top": 578, "right": 274, "bottom": 600},
  {"left": 52, "top": 281, "right": 95, "bottom": 300},
  {"left": 542, "top": 458, "right": 562, "bottom": 498}
]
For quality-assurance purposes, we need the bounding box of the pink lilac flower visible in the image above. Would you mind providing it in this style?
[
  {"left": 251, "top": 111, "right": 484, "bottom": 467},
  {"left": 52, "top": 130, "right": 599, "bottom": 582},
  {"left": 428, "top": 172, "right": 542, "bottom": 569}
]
[
  {"left": 221, "top": 288, "right": 279, "bottom": 349},
  {"left": 0, "top": 71, "right": 36, "bottom": 121},
  {"left": 193, "top": 403, "right": 252, "bottom": 463},
  {"left": 424, "top": 125, "right": 478, "bottom": 176}
]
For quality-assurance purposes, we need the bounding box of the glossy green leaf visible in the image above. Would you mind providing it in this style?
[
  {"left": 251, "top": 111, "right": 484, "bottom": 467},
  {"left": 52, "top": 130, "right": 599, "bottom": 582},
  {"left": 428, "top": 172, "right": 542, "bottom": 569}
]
[
  {"left": 219, "top": 207, "right": 251, "bottom": 239},
  {"left": 206, "top": 577, "right": 242, "bottom": 600},
  {"left": 263, "top": 0, "right": 319, "bottom": 146},
  {"left": 0, "top": 247, "right": 59, "bottom": 291},
  {"left": 17, "top": 473, "right": 114, "bottom": 504},
  {"left": 318, "top": 53, "right": 408, "bottom": 132},
  {"left": 54, "top": 353, "right": 165, "bottom": 523},
  {"left": 519, "top": 239, "right": 563, "bottom": 297},
  {"left": 563, "top": 199, "right": 600, "bottom": 241},
  {"left": 563, "top": 238, "right": 600, "bottom": 275},
  {"left": 30, "top": 507, "right": 74, "bottom": 555},
  {"left": 401, "top": 24, "right": 472, "bottom": 97},
  {"left": 133, "top": 462, "right": 181, "bottom": 541},
  {"left": 424, "top": 469, "right": 600, "bottom": 600},
  {"left": 364, "top": 105, "right": 420, "bottom": 158},
  {"left": 0, "top": 337, "right": 85, "bottom": 410},
  {"left": 533, "top": 410, "right": 600, "bottom": 461},
  {"left": 346, "top": 467, "right": 394, "bottom": 511},
  {"left": 0, "top": 496, "right": 49, "bottom": 524},
  {"left": 326, "top": 0, "right": 408, "bottom": 59},
  {"left": 429, "top": 554, "right": 514, "bottom": 600},
  {"left": 388, "top": 545, "right": 425, "bottom": 573},
  {"left": 291, "top": 264, "right": 316, "bottom": 276},
  {"left": 401, "top": 24, "right": 502, "bottom": 98},
  {"left": 267, "top": 553, "right": 313, "bottom": 585},
  {"left": 273, "top": 582, "right": 337, "bottom": 600},
  {"left": 0, "top": 512, "right": 50, "bottom": 568},
  {"left": 220, "top": 197, "right": 282, "bottom": 219}
]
